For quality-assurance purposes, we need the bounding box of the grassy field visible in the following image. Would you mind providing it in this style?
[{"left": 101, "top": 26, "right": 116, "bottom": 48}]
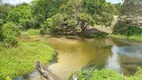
[
  {"left": 108, "top": 34, "right": 142, "bottom": 42},
  {"left": 0, "top": 39, "right": 56, "bottom": 79}
]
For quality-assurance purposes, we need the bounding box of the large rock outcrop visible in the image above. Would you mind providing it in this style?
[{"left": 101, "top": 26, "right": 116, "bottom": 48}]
[{"left": 119, "top": 0, "right": 142, "bottom": 27}]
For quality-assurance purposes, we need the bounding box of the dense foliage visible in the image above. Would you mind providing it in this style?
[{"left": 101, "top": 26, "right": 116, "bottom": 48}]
[
  {"left": 7, "top": 4, "right": 32, "bottom": 29},
  {"left": 0, "top": 4, "right": 13, "bottom": 26},
  {"left": 0, "top": 0, "right": 118, "bottom": 35},
  {"left": 0, "top": 4, "right": 14, "bottom": 41},
  {"left": 0, "top": 26, "right": 2, "bottom": 41},
  {"left": 1, "top": 22, "right": 20, "bottom": 47},
  {"left": 39, "top": 0, "right": 116, "bottom": 34},
  {"left": 113, "top": 24, "right": 142, "bottom": 36},
  {"left": 70, "top": 68, "right": 142, "bottom": 80},
  {"left": 31, "top": 0, "right": 65, "bottom": 28},
  {"left": 113, "top": 3, "right": 122, "bottom": 15}
]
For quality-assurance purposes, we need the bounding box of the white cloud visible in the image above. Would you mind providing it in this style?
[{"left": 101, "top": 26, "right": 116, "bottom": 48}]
[
  {"left": 3, "top": 0, "right": 32, "bottom": 4},
  {"left": 106, "top": 0, "right": 124, "bottom": 3}
]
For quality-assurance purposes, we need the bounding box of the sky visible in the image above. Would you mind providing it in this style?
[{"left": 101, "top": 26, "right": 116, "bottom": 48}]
[
  {"left": 3, "top": 0, "right": 32, "bottom": 4},
  {"left": 106, "top": 0, "right": 124, "bottom": 3},
  {"left": 2, "top": 0, "right": 123, "bottom": 5}
]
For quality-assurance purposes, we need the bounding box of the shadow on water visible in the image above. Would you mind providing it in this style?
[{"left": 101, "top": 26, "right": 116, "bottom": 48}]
[{"left": 14, "top": 37, "right": 142, "bottom": 80}]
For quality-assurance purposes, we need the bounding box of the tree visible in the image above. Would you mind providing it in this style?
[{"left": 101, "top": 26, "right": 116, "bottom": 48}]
[
  {"left": 60, "top": 0, "right": 82, "bottom": 16},
  {"left": 40, "top": 0, "right": 115, "bottom": 34},
  {"left": 83, "top": 0, "right": 114, "bottom": 26},
  {"left": 67, "top": 18, "right": 77, "bottom": 31},
  {"left": 31, "top": 0, "right": 65, "bottom": 28},
  {"left": 0, "top": 4, "right": 13, "bottom": 41},
  {"left": 113, "top": 3, "right": 122, "bottom": 15},
  {"left": 7, "top": 4, "right": 32, "bottom": 28},
  {"left": 77, "top": 13, "right": 94, "bottom": 32},
  {"left": 40, "top": 13, "right": 69, "bottom": 34},
  {"left": 0, "top": 4, "right": 13, "bottom": 26},
  {"left": 51, "top": 13, "right": 66, "bottom": 30}
]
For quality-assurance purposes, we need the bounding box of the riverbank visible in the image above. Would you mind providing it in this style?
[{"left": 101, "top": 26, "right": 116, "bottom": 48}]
[
  {"left": 70, "top": 68, "right": 142, "bottom": 80},
  {"left": 1, "top": 32, "right": 142, "bottom": 80},
  {"left": 20, "top": 29, "right": 142, "bottom": 42},
  {"left": 47, "top": 33, "right": 142, "bottom": 42},
  {"left": 0, "top": 40, "right": 56, "bottom": 80},
  {"left": 108, "top": 34, "right": 142, "bottom": 42}
]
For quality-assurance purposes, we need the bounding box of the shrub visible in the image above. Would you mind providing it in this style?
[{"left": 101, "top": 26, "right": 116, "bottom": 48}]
[
  {"left": 90, "top": 69, "right": 124, "bottom": 80},
  {"left": 113, "top": 24, "right": 142, "bottom": 36},
  {"left": 70, "top": 70, "right": 89, "bottom": 80},
  {"left": 7, "top": 4, "right": 32, "bottom": 29},
  {"left": 40, "top": 18, "right": 53, "bottom": 34},
  {"left": 70, "top": 68, "right": 142, "bottom": 80},
  {"left": 0, "top": 26, "right": 3, "bottom": 41},
  {"left": 2, "top": 22, "right": 20, "bottom": 47}
]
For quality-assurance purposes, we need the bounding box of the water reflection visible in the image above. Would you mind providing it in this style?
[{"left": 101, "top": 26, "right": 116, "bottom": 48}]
[
  {"left": 107, "top": 44, "right": 142, "bottom": 75},
  {"left": 106, "top": 46, "right": 122, "bottom": 73},
  {"left": 117, "top": 45, "right": 142, "bottom": 58}
]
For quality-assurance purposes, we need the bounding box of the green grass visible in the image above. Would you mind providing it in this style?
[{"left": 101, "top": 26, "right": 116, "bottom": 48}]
[
  {"left": 0, "top": 40, "right": 56, "bottom": 80},
  {"left": 21, "top": 29, "right": 40, "bottom": 35},
  {"left": 108, "top": 34, "right": 142, "bottom": 42},
  {"left": 70, "top": 68, "right": 142, "bottom": 80}
]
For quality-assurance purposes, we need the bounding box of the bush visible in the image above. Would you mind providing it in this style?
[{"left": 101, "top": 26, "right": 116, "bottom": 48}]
[
  {"left": 7, "top": 4, "right": 32, "bottom": 29},
  {"left": 113, "top": 24, "right": 142, "bottom": 36},
  {"left": 70, "top": 68, "right": 142, "bottom": 80},
  {"left": 40, "top": 18, "right": 53, "bottom": 34},
  {"left": 0, "top": 19, "right": 4, "bottom": 26},
  {"left": 70, "top": 70, "right": 89, "bottom": 80},
  {"left": 2, "top": 22, "right": 20, "bottom": 47},
  {"left": 90, "top": 69, "right": 124, "bottom": 80},
  {"left": 0, "top": 26, "right": 3, "bottom": 41}
]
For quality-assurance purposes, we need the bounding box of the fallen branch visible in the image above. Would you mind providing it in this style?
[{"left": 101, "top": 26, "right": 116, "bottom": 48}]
[
  {"left": 35, "top": 60, "right": 79, "bottom": 80},
  {"left": 35, "top": 61, "right": 60, "bottom": 80}
]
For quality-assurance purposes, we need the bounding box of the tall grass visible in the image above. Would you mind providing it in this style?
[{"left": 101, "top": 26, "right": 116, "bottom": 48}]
[
  {"left": 21, "top": 29, "right": 40, "bottom": 35},
  {"left": 108, "top": 34, "right": 142, "bottom": 42},
  {"left": 0, "top": 41, "right": 55, "bottom": 80}
]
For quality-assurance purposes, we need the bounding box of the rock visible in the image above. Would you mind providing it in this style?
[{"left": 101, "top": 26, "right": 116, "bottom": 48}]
[{"left": 119, "top": 0, "right": 142, "bottom": 27}]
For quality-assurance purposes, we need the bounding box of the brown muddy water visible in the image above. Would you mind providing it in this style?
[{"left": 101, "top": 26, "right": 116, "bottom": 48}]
[{"left": 14, "top": 37, "right": 142, "bottom": 80}]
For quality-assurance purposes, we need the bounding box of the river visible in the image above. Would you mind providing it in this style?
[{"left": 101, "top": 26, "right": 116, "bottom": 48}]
[{"left": 14, "top": 37, "right": 142, "bottom": 80}]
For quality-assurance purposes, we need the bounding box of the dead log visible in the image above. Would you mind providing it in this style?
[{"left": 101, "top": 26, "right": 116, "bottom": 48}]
[
  {"left": 35, "top": 61, "right": 60, "bottom": 80},
  {"left": 35, "top": 60, "right": 79, "bottom": 80}
]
